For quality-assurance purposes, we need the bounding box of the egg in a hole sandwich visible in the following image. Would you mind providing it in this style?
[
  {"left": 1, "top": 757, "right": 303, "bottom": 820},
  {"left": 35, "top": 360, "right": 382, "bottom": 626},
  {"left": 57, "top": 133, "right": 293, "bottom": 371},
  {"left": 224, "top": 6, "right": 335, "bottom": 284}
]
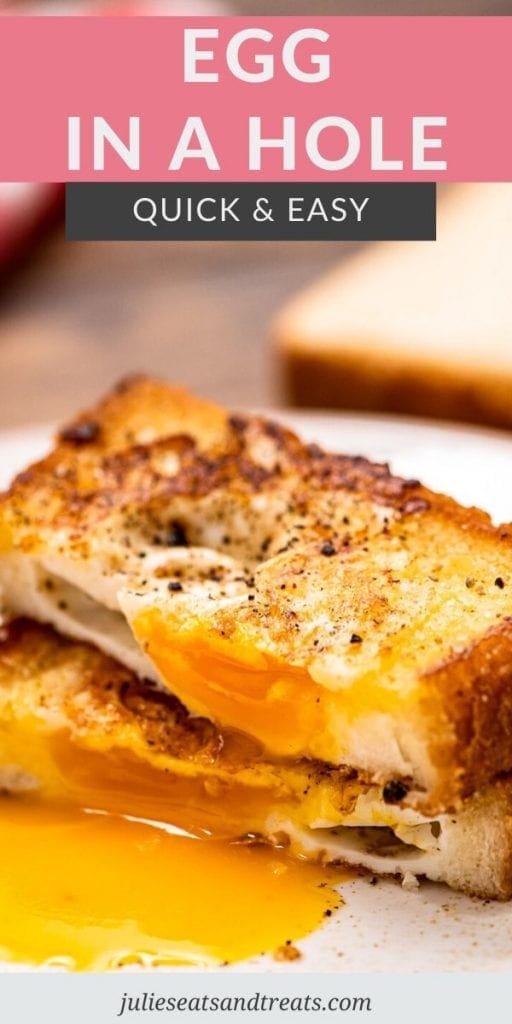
[{"left": 1, "top": 374, "right": 512, "bottom": 970}]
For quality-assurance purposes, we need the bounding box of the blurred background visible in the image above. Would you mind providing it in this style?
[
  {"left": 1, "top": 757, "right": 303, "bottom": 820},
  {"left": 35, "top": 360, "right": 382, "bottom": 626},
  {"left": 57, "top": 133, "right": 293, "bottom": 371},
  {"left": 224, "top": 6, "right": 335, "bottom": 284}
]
[{"left": 1, "top": 0, "right": 512, "bottom": 432}]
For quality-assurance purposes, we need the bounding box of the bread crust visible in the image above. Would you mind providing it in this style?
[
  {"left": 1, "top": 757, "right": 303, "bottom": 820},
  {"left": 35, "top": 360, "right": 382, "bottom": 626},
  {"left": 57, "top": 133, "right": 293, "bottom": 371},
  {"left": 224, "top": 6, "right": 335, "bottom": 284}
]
[
  {"left": 281, "top": 350, "right": 512, "bottom": 432},
  {"left": 2, "top": 376, "right": 512, "bottom": 812}
]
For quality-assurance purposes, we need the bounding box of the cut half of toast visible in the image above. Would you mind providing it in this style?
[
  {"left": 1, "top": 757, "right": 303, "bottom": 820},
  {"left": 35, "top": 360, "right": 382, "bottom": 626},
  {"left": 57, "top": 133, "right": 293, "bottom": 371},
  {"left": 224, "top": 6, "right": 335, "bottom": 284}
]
[{"left": 1, "top": 376, "right": 512, "bottom": 819}]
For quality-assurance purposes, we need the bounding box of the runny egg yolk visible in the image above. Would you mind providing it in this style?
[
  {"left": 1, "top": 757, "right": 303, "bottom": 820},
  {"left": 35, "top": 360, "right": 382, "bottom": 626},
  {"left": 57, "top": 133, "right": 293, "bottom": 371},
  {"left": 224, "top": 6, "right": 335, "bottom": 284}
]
[
  {"left": 0, "top": 796, "right": 343, "bottom": 971},
  {"left": 131, "top": 612, "right": 328, "bottom": 760}
]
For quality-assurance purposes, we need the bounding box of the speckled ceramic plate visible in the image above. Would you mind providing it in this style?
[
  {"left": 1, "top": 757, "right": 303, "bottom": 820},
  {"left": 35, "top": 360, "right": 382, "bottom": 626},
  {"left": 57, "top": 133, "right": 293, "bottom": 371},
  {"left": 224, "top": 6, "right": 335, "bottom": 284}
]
[{"left": 2, "top": 411, "right": 512, "bottom": 973}]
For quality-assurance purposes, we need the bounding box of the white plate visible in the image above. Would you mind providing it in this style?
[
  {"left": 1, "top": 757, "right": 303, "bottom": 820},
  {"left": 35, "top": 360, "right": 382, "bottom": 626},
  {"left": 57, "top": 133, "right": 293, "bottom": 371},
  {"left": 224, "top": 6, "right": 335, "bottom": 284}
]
[{"left": 2, "top": 412, "right": 512, "bottom": 974}]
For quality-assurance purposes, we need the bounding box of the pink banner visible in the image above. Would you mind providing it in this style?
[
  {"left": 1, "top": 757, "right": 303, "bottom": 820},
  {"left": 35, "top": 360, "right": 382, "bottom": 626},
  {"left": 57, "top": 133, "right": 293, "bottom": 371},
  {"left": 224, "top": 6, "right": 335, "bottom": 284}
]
[{"left": 0, "top": 15, "right": 510, "bottom": 182}]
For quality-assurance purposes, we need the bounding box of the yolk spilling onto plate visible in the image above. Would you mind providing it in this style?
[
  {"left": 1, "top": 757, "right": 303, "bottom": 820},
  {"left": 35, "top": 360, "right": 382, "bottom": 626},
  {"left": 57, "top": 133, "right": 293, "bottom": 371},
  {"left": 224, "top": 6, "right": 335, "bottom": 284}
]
[{"left": 0, "top": 796, "right": 342, "bottom": 971}]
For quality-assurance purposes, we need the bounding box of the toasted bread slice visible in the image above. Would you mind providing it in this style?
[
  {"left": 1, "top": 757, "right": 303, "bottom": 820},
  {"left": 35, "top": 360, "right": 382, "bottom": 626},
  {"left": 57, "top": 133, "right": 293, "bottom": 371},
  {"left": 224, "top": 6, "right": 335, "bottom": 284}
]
[
  {"left": 2, "top": 376, "right": 512, "bottom": 815},
  {"left": 275, "top": 184, "right": 512, "bottom": 430},
  {"left": 2, "top": 617, "right": 512, "bottom": 900},
  {"left": 0, "top": 618, "right": 355, "bottom": 840}
]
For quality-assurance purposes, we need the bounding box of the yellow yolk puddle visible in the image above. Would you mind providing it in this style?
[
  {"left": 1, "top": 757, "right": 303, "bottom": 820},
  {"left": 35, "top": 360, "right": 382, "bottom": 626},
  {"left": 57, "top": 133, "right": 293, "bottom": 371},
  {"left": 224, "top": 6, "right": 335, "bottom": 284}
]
[{"left": 0, "top": 796, "right": 342, "bottom": 971}]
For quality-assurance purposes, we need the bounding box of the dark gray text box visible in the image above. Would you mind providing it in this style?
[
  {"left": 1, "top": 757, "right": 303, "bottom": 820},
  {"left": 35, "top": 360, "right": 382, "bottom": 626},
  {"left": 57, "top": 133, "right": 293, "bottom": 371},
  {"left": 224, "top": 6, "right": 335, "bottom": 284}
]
[{"left": 66, "top": 182, "right": 436, "bottom": 242}]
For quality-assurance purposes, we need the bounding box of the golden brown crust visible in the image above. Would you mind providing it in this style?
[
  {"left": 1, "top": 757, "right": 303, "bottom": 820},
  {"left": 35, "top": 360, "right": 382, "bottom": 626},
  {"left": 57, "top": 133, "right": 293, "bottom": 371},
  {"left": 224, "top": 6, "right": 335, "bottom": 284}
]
[
  {"left": 3, "top": 377, "right": 425, "bottom": 537},
  {"left": 3, "top": 376, "right": 512, "bottom": 811},
  {"left": 421, "top": 619, "right": 512, "bottom": 808},
  {"left": 0, "top": 617, "right": 247, "bottom": 770},
  {"left": 2, "top": 373, "right": 503, "bottom": 554}
]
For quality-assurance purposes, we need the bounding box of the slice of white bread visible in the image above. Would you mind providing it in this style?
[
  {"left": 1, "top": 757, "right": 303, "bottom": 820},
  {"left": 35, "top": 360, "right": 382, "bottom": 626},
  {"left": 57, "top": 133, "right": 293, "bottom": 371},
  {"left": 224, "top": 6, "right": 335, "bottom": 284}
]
[{"left": 275, "top": 184, "right": 512, "bottom": 429}]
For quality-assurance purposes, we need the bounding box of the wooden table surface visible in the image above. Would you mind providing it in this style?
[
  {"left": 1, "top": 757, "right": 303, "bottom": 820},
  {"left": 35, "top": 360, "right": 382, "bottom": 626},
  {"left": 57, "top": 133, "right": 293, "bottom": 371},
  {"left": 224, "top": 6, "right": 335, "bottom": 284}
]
[{"left": 0, "top": 231, "right": 359, "bottom": 430}]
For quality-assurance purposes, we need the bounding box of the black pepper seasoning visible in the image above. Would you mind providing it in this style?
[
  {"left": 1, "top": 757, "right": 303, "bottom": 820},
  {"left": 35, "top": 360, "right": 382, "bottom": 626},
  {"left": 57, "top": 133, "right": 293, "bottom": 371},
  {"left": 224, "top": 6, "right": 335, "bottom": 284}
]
[
  {"left": 321, "top": 541, "right": 336, "bottom": 557},
  {"left": 167, "top": 521, "right": 188, "bottom": 547},
  {"left": 60, "top": 420, "right": 100, "bottom": 445},
  {"left": 382, "top": 780, "right": 409, "bottom": 804}
]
